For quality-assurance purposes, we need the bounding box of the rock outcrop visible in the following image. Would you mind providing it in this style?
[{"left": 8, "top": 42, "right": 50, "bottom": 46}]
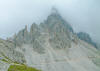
[
  {"left": 77, "top": 32, "right": 97, "bottom": 48},
  {"left": 12, "top": 8, "right": 74, "bottom": 52},
  {"left": 0, "top": 39, "right": 25, "bottom": 63}
]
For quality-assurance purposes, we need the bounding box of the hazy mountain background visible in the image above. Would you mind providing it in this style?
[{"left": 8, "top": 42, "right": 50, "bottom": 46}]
[{"left": 0, "top": 0, "right": 100, "bottom": 44}]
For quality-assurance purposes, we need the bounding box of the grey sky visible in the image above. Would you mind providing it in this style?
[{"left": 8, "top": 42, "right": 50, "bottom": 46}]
[{"left": 0, "top": 0, "right": 100, "bottom": 43}]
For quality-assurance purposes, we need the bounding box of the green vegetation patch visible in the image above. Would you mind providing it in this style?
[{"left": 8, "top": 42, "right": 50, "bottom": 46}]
[
  {"left": 1, "top": 53, "right": 13, "bottom": 63},
  {"left": 8, "top": 65, "right": 41, "bottom": 71},
  {"left": 1, "top": 59, "right": 9, "bottom": 63}
]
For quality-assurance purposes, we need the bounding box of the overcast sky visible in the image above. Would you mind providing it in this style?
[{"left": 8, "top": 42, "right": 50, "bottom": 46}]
[{"left": 0, "top": 0, "right": 100, "bottom": 43}]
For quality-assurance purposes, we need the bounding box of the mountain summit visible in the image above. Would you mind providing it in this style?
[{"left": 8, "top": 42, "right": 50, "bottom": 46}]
[
  {"left": 0, "top": 8, "right": 100, "bottom": 71},
  {"left": 44, "top": 7, "right": 74, "bottom": 32},
  {"left": 13, "top": 8, "right": 74, "bottom": 48},
  {"left": 51, "top": 7, "right": 59, "bottom": 14}
]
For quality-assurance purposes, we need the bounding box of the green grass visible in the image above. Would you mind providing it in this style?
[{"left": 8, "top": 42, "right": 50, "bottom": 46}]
[
  {"left": 8, "top": 65, "right": 41, "bottom": 71},
  {"left": 1, "top": 59, "right": 9, "bottom": 63},
  {"left": 1, "top": 53, "right": 13, "bottom": 63},
  {"left": 0, "top": 53, "right": 21, "bottom": 64}
]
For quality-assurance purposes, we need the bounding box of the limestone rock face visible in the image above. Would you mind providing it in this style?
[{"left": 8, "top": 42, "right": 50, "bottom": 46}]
[
  {"left": 42, "top": 9, "right": 73, "bottom": 33},
  {"left": 13, "top": 9, "right": 74, "bottom": 51},
  {"left": 0, "top": 38, "right": 26, "bottom": 71},
  {"left": 0, "top": 39, "right": 25, "bottom": 64},
  {"left": 77, "top": 32, "right": 97, "bottom": 48},
  {"left": 13, "top": 25, "right": 29, "bottom": 46}
]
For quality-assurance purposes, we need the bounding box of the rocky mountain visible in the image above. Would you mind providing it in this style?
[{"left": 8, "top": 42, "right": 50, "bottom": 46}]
[
  {"left": 0, "top": 8, "right": 100, "bottom": 71},
  {"left": 0, "top": 38, "right": 26, "bottom": 71},
  {"left": 77, "top": 32, "right": 97, "bottom": 48}
]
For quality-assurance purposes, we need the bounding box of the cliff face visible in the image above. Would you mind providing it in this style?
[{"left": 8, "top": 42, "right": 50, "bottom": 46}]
[
  {"left": 0, "top": 8, "right": 100, "bottom": 71},
  {"left": 13, "top": 9, "right": 74, "bottom": 51},
  {"left": 77, "top": 32, "right": 97, "bottom": 48}
]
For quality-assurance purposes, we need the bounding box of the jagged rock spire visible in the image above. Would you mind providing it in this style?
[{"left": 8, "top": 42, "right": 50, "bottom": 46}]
[
  {"left": 12, "top": 7, "right": 73, "bottom": 47},
  {"left": 25, "top": 25, "right": 28, "bottom": 31}
]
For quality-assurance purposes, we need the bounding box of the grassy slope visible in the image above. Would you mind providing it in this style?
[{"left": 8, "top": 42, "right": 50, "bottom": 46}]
[{"left": 8, "top": 64, "right": 41, "bottom": 71}]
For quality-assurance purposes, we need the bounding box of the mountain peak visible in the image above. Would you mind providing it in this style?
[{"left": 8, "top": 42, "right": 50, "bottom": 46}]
[
  {"left": 51, "top": 7, "right": 59, "bottom": 14},
  {"left": 44, "top": 7, "right": 74, "bottom": 33},
  {"left": 12, "top": 8, "right": 75, "bottom": 47}
]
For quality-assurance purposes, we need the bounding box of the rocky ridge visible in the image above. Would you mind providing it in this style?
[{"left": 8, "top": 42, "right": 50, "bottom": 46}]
[
  {"left": 0, "top": 8, "right": 100, "bottom": 71},
  {"left": 77, "top": 32, "right": 97, "bottom": 48}
]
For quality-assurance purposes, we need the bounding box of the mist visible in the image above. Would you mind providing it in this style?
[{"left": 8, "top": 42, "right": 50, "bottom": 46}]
[{"left": 0, "top": 0, "right": 100, "bottom": 43}]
